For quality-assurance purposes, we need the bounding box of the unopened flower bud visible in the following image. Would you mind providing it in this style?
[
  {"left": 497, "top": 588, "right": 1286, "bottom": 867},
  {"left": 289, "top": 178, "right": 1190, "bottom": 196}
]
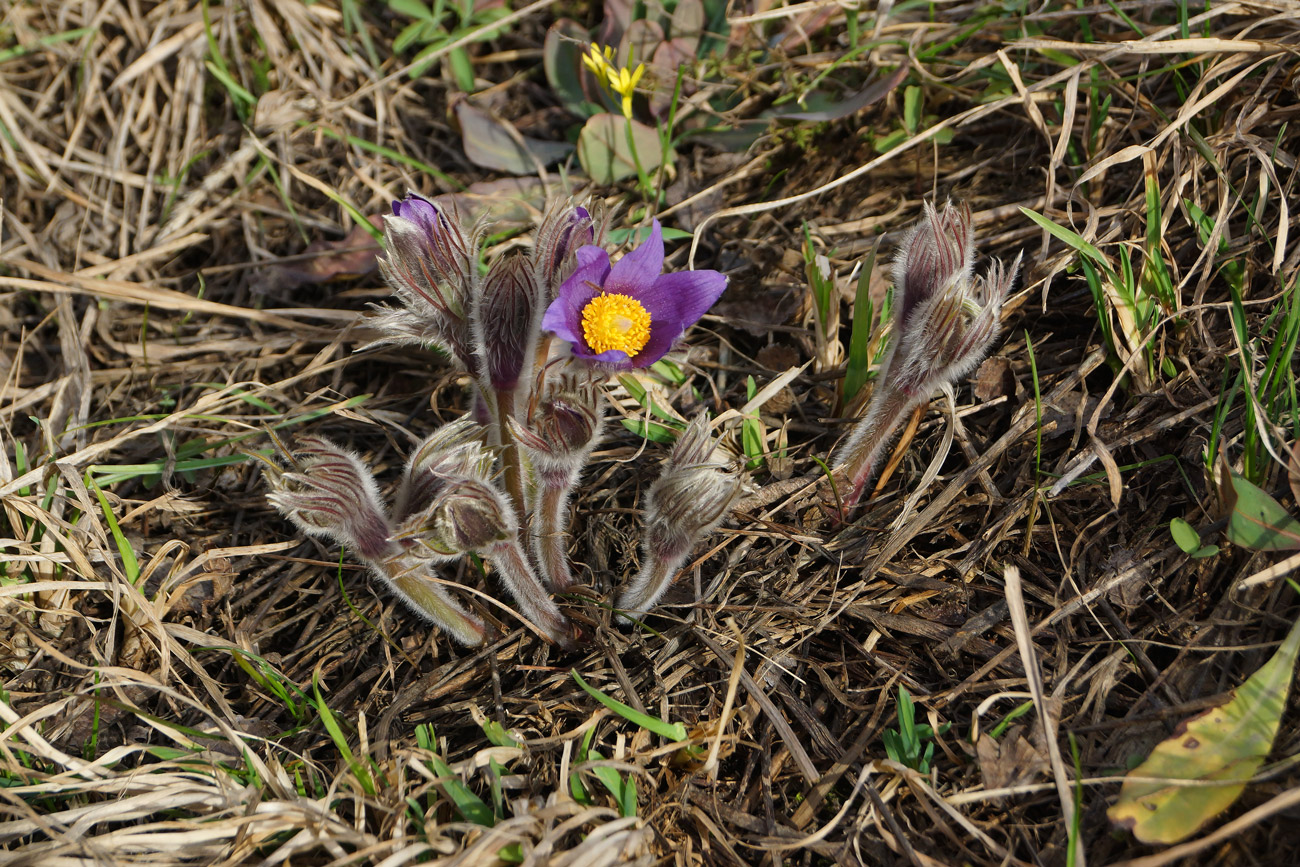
[
  {"left": 476, "top": 253, "right": 542, "bottom": 391},
  {"left": 508, "top": 380, "right": 605, "bottom": 592},
  {"left": 893, "top": 199, "right": 975, "bottom": 327},
  {"left": 265, "top": 436, "right": 491, "bottom": 646},
  {"left": 886, "top": 201, "right": 1016, "bottom": 397},
  {"left": 508, "top": 382, "right": 603, "bottom": 473},
  {"left": 618, "top": 416, "right": 740, "bottom": 618},
  {"left": 371, "top": 193, "right": 480, "bottom": 372},
  {"left": 400, "top": 476, "right": 514, "bottom": 558},
  {"left": 266, "top": 436, "right": 394, "bottom": 562},
  {"left": 394, "top": 419, "right": 494, "bottom": 520},
  {"left": 532, "top": 202, "right": 597, "bottom": 297},
  {"left": 643, "top": 429, "right": 740, "bottom": 558}
]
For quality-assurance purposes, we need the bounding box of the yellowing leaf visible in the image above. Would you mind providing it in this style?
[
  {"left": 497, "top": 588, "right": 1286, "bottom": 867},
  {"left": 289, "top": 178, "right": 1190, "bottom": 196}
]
[{"left": 1108, "top": 617, "right": 1300, "bottom": 844}]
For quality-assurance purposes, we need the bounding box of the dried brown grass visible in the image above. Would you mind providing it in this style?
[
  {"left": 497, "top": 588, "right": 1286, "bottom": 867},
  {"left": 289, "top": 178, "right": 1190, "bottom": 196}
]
[{"left": 2, "top": 0, "right": 1300, "bottom": 864}]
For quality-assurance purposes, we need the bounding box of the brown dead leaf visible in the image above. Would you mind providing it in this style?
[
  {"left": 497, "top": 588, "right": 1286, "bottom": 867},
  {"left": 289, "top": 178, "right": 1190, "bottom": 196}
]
[
  {"left": 976, "top": 725, "right": 1050, "bottom": 790},
  {"left": 259, "top": 216, "right": 383, "bottom": 293},
  {"left": 974, "top": 356, "right": 1017, "bottom": 402}
]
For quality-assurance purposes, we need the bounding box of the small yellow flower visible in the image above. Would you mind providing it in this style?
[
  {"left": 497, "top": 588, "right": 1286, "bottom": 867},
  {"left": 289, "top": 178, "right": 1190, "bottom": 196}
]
[
  {"left": 582, "top": 43, "right": 645, "bottom": 120},
  {"left": 582, "top": 43, "right": 617, "bottom": 79}
]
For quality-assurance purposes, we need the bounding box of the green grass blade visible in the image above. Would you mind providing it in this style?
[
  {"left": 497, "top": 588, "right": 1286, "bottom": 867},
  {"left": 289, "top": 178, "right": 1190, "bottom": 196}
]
[
  {"left": 572, "top": 671, "right": 688, "bottom": 741},
  {"left": 843, "top": 240, "right": 880, "bottom": 404},
  {"left": 87, "top": 474, "right": 140, "bottom": 584}
]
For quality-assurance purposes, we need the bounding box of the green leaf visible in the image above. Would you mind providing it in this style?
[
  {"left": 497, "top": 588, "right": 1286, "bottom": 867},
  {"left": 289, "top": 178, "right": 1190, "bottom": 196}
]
[
  {"left": 572, "top": 671, "right": 688, "bottom": 741},
  {"left": 586, "top": 748, "right": 634, "bottom": 815},
  {"left": 617, "top": 375, "right": 683, "bottom": 425},
  {"left": 0, "top": 27, "right": 96, "bottom": 64},
  {"left": 1108, "top": 617, "right": 1300, "bottom": 844},
  {"left": 872, "top": 127, "right": 909, "bottom": 153},
  {"left": 449, "top": 46, "right": 475, "bottom": 92},
  {"left": 620, "top": 771, "right": 639, "bottom": 817},
  {"left": 87, "top": 475, "right": 140, "bottom": 584},
  {"left": 622, "top": 418, "right": 681, "bottom": 443},
  {"left": 1227, "top": 473, "right": 1300, "bottom": 551},
  {"left": 454, "top": 101, "right": 574, "bottom": 174},
  {"left": 543, "top": 19, "right": 598, "bottom": 117},
  {"left": 312, "top": 675, "right": 376, "bottom": 796},
  {"left": 389, "top": 0, "right": 437, "bottom": 22},
  {"left": 430, "top": 755, "right": 496, "bottom": 827},
  {"left": 481, "top": 719, "right": 521, "bottom": 748},
  {"left": 1020, "top": 207, "right": 1117, "bottom": 284},
  {"left": 1170, "top": 517, "right": 1203, "bottom": 554},
  {"left": 393, "top": 19, "right": 429, "bottom": 54},
  {"left": 204, "top": 60, "right": 256, "bottom": 110},
  {"left": 577, "top": 113, "right": 664, "bottom": 184},
  {"left": 650, "top": 358, "right": 687, "bottom": 384},
  {"left": 902, "top": 85, "right": 922, "bottom": 134},
  {"left": 606, "top": 225, "right": 694, "bottom": 245},
  {"left": 742, "top": 376, "right": 764, "bottom": 470},
  {"left": 843, "top": 241, "right": 880, "bottom": 404}
]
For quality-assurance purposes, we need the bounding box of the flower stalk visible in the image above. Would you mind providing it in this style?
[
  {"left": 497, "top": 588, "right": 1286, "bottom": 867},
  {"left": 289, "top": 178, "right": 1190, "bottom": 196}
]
[{"left": 834, "top": 200, "right": 1020, "bottom": 513}]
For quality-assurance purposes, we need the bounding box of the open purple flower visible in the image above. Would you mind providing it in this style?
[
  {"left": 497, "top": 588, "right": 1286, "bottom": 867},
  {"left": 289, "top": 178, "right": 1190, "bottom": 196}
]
[{"left": 540, "top": 220, "right": 727, "bottom": 369}]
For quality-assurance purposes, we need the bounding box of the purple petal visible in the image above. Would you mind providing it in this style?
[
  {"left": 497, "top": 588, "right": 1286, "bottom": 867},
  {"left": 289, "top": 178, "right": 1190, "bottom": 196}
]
[
  {"left": 640, "top": 269, "right": 729, "bottom": 330},
  {"left": 392, "top": 193, "right": 441, "bottom": 234},
  {"left": 603, "top": 220, "right": 664, "bottom": 299},
  {"left": 591, "top": 348, "right": 633, "bottom": 366},
  {"left": 541, "top": 248, "right": 611, "bottom": 347},
  {"left": 572, "top": 245, "right": 610, "bottom": 274},
  {"left": 630, "top": 317, "right": 679, "bottom": 367}
]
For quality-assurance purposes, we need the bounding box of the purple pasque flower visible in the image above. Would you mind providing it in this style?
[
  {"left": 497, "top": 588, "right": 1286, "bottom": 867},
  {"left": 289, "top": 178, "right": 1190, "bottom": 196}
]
[
  {"left": 540, "top": 220, "right": 727, "bottom": 369},
  {"left": 371, "top": 192, "right": 479, "bottom": 372},
  {"left": 886, "top": 200, "right": 1019, "bottom": 398},
  {"left": 832, "top": 199, "right": 1020, "bottom": 515},
  {"left": 532, "top": 203, "right": 597, "bottom": 296}
]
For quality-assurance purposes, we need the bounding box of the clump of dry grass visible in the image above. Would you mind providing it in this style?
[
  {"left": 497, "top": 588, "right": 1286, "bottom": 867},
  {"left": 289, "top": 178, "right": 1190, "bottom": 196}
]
[{"left": 2, "top": 0, "right": 1299, "bottom": 864}]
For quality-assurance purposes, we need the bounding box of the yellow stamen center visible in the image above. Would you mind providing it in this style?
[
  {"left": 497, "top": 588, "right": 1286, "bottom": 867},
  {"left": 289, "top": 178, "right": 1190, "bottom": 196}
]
[{"left": 581, "top": 293, "right": 652, "bottom": 356}]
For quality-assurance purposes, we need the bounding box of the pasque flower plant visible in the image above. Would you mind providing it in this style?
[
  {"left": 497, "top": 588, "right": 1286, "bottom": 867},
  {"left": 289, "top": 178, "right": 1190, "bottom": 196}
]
[
  {"left": 834, "top": 200, "right": 1021, "bottom": 512},
  {"left": 267, "top": 193, "right": 733, "bottom": 646}
]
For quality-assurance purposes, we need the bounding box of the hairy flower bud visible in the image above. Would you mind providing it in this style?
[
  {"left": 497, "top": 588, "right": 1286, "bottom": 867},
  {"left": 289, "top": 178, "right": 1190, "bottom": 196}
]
[
  {"left": 509, "top": 380, "right": 604, "bottom": 473},
  {"left": 400, "top": 476, "right": 515, "bottom": 558},
  {"left": 886, "top": 200, "right": 1017, "bottom": 396},
  {"left": 507, "top": 379, "right": 605, "bottom": 592},
  {"left": 371, "top": 193, "right": 480, "bottom": 373},
  {"left": 264, "top": 435, "right": 488, "bottom": 646},
  {"left": 618, "top": 416, "right": 740, "bottom": 619},
  {"left": 266, "top": 436, "right": 394, "bottom": 562},
  {"left": 834, "top": 199, "right": 1021, "bottom": 513},
  {"left": 893, "top": 199, "right": 975, "bottom": 327},
  {"left": 476, "top": 253, "right": 542, "bottom": 391},
  {"left": 532, "top": 202, "right": 596, "bottom": 297},
  {"left": 394, "top": 418, "right": 495, "bottom": 521},
  {"left": 397, "top": 473, "right": 572, "bottom": 645},
  {"left": 643, "top": 416, "right": 740, "bottom": 555}
]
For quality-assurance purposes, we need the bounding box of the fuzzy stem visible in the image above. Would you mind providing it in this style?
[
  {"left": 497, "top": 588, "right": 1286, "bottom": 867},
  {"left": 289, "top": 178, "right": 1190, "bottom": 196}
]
[
  {"left": 493, "top": 388, "right": 529, "bottom": 523},
  {"left": 534, "top": 469, "right": 578, "bottom": 591},
  {"left": 833, "top": 384, "right": 919, "bottom": 513},
  {"left": 487, "top": 538, "right": 572, "bottom": 647},
  {"left": 617, "top": 535, "right": 690, "bottom": 622},
  {"left": 375, "top": 555, "right": 488, "bottom": 646}
]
